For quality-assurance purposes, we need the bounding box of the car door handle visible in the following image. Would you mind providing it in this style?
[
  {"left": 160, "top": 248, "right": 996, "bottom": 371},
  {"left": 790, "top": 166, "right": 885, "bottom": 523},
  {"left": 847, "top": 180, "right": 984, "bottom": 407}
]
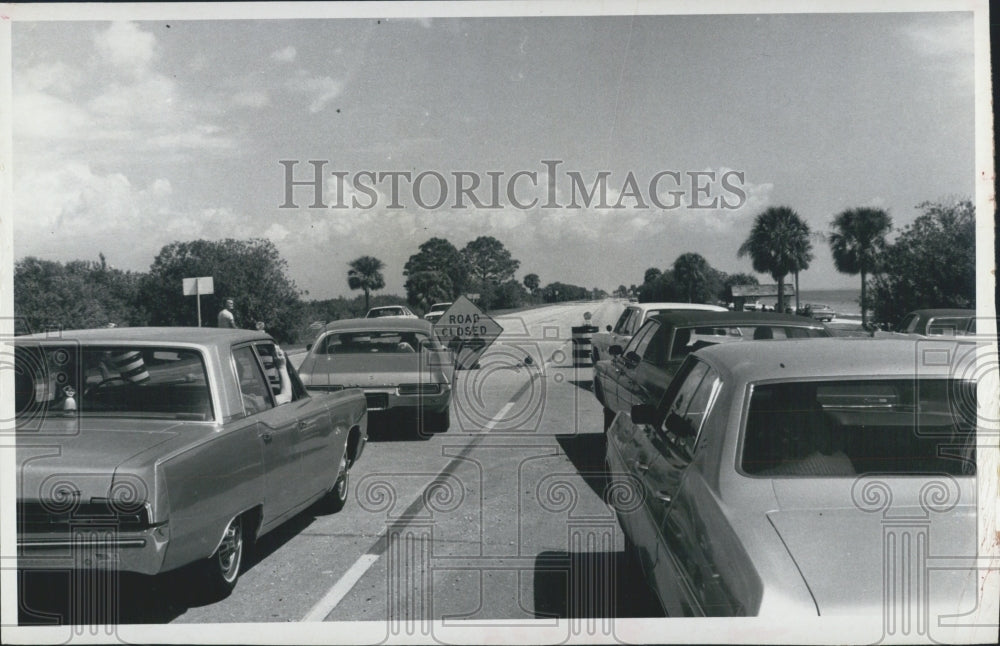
[
  {"left": 655, "top": 490, "right": 672, "bottom": 503},
  {"left": 633, "top": 460, "right": 649, "bottom": 473},
  {"left": 297, "top": 420, "right": 308, "bottom": 430},
  {"left": 261, "top": 432, "right": 273, "bottom": 444}
]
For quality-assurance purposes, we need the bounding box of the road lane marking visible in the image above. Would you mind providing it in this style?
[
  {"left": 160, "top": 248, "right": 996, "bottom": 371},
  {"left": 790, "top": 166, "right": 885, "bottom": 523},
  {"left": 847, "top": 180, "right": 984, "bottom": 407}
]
[
  {"left": 300, "top": 399, "right": 518, "bottom": 622},
  {"left": 301, "top": 553, "right": 380, "bottom": 622}
]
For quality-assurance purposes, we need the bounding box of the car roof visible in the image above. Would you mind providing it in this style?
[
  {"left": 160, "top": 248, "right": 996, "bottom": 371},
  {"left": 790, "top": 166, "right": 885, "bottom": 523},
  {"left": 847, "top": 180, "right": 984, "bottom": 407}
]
[
  {"left": 908, "top": 308, "right": 976, "bottom": 318},
  {"left": 648, "top": 310, "right": 825, "bottom": 328},
  {"left": 694, "top": 337, "right": 975, "bottom": 382},
  {"left": 321, "top": 317, "right": 432, "bottom": 333},
  {"left": 368, "top": 305, "right": 407, "bottom": 311},
  {"left": 15, "top": 326, "right": 268, "bottom": 346},
  {"left": 630, "top": 302, "right": 726, "bottom": 312}
]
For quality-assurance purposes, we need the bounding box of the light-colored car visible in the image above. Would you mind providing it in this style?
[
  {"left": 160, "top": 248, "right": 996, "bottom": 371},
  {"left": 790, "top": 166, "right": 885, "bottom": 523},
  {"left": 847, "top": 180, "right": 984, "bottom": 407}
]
[
  {"left": 593, "top": 311, "right": 829, "bottom": 430},
  {"left": 802, "top": 302, "right": 836, "bottom": 321},
  {"left": 590, "top": 302, "right": 726, "bottom": 364},
  {"left": 606, "top": 337, "right": 979, "bottom": 617},
  {"left": 424, "top": 302, "right": 453, "bottom": 324},
  {"left": 15, "top": 328, "right": 367, "bottom": 597},
  {"left": 365, "top": 305, "right": 417, "bottom": 319},
  {"left": 298, "top": 318, "right": 454, "bottom": 433}
]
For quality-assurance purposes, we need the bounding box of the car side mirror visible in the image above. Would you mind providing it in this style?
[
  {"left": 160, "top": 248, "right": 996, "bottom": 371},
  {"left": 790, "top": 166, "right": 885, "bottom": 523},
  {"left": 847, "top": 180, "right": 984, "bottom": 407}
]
[
  {"left": 664, "top": 411, "right": 695, "bottom": 437},
  {"left": 624, "top": 351, "right": 641, "bottom": 367},
  {"left": 306, "top": 343, "right": 312, "bottom": 352},
  {"left": 631, "top": 404, "right": 659, "bottom": 426},
  {"left": 605, "top": 325, "right": 612, "bottom": 332},
  {"left": 608, "top": 344, "right": 623, "bottom": 357}
]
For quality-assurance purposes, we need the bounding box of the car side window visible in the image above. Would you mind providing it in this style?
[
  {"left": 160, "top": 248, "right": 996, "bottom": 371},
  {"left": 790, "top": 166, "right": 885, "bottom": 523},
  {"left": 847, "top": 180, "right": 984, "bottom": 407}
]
[
  {"left": 901, "top": 314, "right": 919, "bottom": 333},
  {"left": 624, "top": 321, "right": 656, "bottom": 356},
  {"left": 631, "top": 321, "right": 660, "bottom": 358},
  {"left": 233, "top": 345, "right": 274, "bottom": 416},
  {"left": 255, "top": 342, "right": 304, "bottom": 403},
  {"left": 641, "top": 323, "right": 668, "bottom": 367},
  {"left": 659, "top": 361, "right": 719, "bottom": 455},
  {"left": 612, "top": 310, "right": 631, "bottom": 334}
]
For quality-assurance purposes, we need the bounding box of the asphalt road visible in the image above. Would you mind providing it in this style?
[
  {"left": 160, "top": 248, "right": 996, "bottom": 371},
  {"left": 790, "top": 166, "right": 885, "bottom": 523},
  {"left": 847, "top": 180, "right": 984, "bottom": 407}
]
[{"left": 17, "top": 300, "right": 665, "bottom": 633}]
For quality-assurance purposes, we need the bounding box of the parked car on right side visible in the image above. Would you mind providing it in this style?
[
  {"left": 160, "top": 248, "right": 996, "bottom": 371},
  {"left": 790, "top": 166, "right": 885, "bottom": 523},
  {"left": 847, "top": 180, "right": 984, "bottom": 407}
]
[
  {"left": 593, "top": 311, "right": 830, "bottom": 430},
  {"left": 606, "top": 337, "right": 979, "bottom": 617},
  {"left": 878, "top": 308, "right": 977, "bottom": 337},
  {"left": 590, "top": 302, "right": 727, "bottom": 364}
]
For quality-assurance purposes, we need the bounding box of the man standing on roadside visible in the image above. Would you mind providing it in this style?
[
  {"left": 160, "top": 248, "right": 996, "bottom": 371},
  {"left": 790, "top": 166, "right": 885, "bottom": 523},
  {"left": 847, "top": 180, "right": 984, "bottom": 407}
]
[{"left": 218, "top": 298, "right": 237, "bottom": 328}]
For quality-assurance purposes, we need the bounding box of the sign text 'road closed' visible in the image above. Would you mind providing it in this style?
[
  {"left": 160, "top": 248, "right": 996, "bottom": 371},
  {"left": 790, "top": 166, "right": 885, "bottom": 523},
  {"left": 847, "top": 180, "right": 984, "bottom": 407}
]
[{"left": 433, "top": 296, "right": 503, "bottom": 369}]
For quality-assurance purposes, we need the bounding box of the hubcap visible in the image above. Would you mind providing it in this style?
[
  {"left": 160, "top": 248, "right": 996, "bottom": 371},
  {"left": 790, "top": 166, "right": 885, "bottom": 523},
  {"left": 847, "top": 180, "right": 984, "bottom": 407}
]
[{"left": 218, "top": 520, "right": 242, "bottom": 582}]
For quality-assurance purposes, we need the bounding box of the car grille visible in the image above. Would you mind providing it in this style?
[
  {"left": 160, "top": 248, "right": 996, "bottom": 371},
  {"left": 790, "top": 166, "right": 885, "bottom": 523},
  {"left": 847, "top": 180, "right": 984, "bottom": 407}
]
[
  {"left": 17, "top": 501, "right": 151, "bottom": 532},
  {"left": 397, "top": 383, "right": 442, "bottom": 396},
  {"left": 364, "top": 392, "right": 389, "bottom": 410}
]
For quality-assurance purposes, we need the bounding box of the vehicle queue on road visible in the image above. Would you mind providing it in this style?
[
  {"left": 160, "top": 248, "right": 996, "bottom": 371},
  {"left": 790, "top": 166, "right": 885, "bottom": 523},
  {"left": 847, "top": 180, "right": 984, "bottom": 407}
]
[{"left": 11, "top": 301, "right": 987, "bottom": 619}]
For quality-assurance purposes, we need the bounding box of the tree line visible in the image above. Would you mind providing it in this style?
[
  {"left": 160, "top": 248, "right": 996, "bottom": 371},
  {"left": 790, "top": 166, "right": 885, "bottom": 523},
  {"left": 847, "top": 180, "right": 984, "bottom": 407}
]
[
  {"left": 13, "top": 234, "right": 601, "bottom": 343},
  {"left": 623, "top": 198, "right": 975, "bottom": 329}
]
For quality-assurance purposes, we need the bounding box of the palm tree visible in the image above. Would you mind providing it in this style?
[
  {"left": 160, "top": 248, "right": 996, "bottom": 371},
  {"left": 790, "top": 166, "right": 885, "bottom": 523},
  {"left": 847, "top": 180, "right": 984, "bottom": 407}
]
[
  {"left": 672, "top": 253, "right": 711, "bottom": 303},
  {"left": 347, "top": 255, "right": 386, "bottom": 311},
  {"left": 737, "top": 206, "right": 812, "bottom": 312},
  {"left": 829, "top": 207, "right": 892, "bottom": 329}
]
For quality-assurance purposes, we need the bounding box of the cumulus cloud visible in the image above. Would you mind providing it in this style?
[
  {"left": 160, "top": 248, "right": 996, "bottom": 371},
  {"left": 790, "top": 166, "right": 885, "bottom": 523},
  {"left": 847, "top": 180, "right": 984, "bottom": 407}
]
[
  {"left": 95, "top": 21, "right": 157, "bottom": 78},
  {"left": 271, "top": 46, "right": 297, "bottom": 63},
  {"left": 286, "top": 71, "right": 343, "bottom": 113}
]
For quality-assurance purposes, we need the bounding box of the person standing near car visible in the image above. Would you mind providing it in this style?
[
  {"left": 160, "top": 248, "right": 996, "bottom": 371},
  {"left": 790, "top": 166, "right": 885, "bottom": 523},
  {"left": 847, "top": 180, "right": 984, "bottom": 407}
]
[{"left": 218, "top": 298, "right": 237, "bottom": 328}]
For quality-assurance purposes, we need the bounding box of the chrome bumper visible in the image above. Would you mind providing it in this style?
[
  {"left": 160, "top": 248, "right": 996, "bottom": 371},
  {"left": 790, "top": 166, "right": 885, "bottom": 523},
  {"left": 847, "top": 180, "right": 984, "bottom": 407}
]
[{"left": 17, "top": 525, "right": 170, "bottom": 575}]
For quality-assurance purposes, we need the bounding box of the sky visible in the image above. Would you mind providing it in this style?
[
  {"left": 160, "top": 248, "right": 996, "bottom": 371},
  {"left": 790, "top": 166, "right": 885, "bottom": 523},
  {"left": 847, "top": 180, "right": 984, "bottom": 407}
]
[{"left": 10, "top": 9, "right": 977, "bottom": 300}]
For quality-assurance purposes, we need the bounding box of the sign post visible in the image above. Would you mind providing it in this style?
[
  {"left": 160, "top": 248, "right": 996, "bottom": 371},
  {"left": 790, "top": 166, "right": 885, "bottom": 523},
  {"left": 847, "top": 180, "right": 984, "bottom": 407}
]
[
  {"left": 433, "top": 296, "right": 503, "bottom": 370},
  {"left": 182, "top": 277, "right": 215, "bottom": 327}
]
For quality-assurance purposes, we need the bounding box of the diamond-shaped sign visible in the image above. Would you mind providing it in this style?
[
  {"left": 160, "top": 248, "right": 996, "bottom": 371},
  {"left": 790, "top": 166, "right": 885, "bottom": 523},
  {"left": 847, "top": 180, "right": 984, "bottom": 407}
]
[{"left": 433, "top": 296, "right": 503, "bottom": 370}]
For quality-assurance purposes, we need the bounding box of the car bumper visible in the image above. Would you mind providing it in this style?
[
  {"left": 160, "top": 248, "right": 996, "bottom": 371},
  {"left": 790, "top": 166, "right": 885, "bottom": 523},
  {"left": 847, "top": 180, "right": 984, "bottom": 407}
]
[
  {"left": 308, "top": 385, "right": 451, "bottom": 413},
  {"left": 17, "top": 524, "right": 170, "bottom": 575}
]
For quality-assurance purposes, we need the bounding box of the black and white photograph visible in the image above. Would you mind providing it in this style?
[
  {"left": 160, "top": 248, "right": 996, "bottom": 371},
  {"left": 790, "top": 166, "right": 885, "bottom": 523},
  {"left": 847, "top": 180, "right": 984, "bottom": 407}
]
[{"left": 1, "top": 1, "right": 996, "bottom": 644}]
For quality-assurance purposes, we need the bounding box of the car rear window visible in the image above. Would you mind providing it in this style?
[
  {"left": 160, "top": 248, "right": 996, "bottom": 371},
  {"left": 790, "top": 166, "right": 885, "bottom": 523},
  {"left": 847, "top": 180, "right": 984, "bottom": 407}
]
[
  {"left": 317, "top": 331, "right": 441, "bottom": 354},
  {"left": 670, "top": 324, "right": 827, "bottom": 358},
  {"left": 741, "top": 379, "right": 977, "bottom": 477},
  {"left": 15, "top": 345, "right": 213, "bottom": 422}
]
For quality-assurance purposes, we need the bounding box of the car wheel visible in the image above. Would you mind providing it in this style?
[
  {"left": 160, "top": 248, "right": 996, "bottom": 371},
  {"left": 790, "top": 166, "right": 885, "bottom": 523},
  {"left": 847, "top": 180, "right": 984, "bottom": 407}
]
[
  {"left": 202, "top": 515, "right": 244, "bottom": 598},
  {"left": 324, "top": 469, "right": 349, "bottom": 513}
]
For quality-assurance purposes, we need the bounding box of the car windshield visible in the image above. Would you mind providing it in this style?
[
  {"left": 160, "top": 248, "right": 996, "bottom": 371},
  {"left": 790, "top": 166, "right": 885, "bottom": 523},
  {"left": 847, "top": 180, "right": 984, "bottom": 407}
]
[
  {"left": 316, "top": 330, "right": 443, "bottom": 354},
  {"left": 741, "top": 378, "right": 976, "bottom": 477},
  {"left": 368, "top": 308, "right": 402, "bottom": 317},
  {"left": 15, "top": 345, "right": 213, "bottom": 421}
]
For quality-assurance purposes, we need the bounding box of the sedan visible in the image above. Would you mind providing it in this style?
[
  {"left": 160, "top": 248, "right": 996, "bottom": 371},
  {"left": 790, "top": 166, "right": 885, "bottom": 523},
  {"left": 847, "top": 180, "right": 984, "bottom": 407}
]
[
  {"left": 15, "top": 328, "right": 367, "bottom": 597},
  {"left": 298, "top": 318, "right": 454, "bottom": 433},
  {"left": 590, "top": 301, "right": 726, "bottom": 364},
  {"left": 593, "top": 311, "right": 829, "bottom": 430},
  {"left": 606, "top": 337, "right": 979, "bottom": 617},
  {"left": 884, "top": 308, "right": 976, "bottom": 336},
  {"left": 802, "top": 302, "right": 836, "bottom": 321},
  {"left": 424, "top": 302, "right": 453, "bottom": 324}
]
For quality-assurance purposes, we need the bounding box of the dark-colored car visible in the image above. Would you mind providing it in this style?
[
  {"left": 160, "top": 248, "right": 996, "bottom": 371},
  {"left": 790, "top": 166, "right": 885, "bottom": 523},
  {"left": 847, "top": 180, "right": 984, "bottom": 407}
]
[
  {"left": 593, "top": 311, "right": 829, "bottom": 430},
  {"left": 15, "top": 328, "right": 367, "bottom": 597},
  {"left": 881, "top": 308, "right": 977, "bottom": 337}
]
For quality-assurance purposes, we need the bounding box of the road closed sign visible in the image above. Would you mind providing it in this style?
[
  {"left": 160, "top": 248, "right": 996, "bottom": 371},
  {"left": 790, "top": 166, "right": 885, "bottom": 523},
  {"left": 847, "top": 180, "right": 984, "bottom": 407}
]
[{"left": 433, "top": 296, "right": 503, "bottom": 369}]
